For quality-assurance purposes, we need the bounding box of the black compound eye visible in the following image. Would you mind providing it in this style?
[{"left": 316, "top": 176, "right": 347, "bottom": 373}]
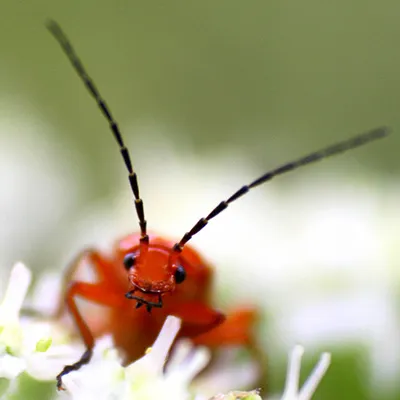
[
  {"left": 174, "top": 265, "right": 186, "bottom": 284},
  {"left": 123, "top": 253, "right": 136, "bottom": 270}
]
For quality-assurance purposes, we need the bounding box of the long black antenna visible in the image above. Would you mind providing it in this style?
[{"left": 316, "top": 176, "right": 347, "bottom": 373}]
[
  {"left": 173, "top": 126, "right": 389, "bottom": 252},
  {"left": 46, "top": 20, "right": 148, "bottom": 240}
]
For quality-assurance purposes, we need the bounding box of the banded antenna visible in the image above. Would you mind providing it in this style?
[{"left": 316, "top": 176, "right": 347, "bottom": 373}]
[
  {"left": 46, "top": 20, "right": 148, "bottom": 241},
  {"left": 172, "top": 126, "right": 389, "bottom": 252}
]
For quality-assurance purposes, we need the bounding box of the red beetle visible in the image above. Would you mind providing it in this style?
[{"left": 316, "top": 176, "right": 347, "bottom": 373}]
[{"left": 47, "top": 20, "right": 389, "bottom": 389}]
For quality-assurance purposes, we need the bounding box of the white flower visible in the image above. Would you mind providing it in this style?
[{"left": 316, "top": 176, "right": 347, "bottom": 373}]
[
  {"left": 0, "top": 262, "right": 83, "bottom": 387},
  {"left": 61, "top": 316, "right": 210, "bottom": 400}
]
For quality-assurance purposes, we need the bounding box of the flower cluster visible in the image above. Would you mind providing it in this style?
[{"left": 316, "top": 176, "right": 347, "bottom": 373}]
[{"left": 59, "top": 317, "right": 330, "bottom": 400}]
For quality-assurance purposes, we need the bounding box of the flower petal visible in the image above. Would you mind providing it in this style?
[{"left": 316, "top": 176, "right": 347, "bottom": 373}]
[
  {"left": 298, "top": 352, "right": 331, "bottom": 400},
  {"left": 0, "top": 263, "right": 31, "bottom": 322},
  {"left": 281, "top": 345, "right": 304, "bottom": 399},
  {"left": 0, "top": 354, "right": 26, "bottom": 379}
]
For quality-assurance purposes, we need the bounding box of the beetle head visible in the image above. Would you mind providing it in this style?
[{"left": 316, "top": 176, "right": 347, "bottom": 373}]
[{"left": 123, "top": 238, "right": 185, "bottom": 312}]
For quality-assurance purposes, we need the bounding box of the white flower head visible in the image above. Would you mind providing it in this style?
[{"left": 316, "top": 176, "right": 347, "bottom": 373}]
[
  {"left": 61, "top": 316, "right": 210, "bottom": 400},
  {"left": 0, "top": 262, "right": 83, "bottom": 388},
  {"left": 59, "top": 314, "right": 332, "bottom": 400}
]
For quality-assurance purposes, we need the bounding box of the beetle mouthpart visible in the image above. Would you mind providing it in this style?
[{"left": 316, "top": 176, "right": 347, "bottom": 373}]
[{"left": 125, "top": 290, "right": 163, "bottom": 313}]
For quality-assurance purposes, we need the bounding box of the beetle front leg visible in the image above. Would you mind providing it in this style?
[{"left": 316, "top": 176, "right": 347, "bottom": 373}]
[
  {"left": 164, "top": 301, "right": 226, "bottom": 337},
  {"left": 54, "top": 249, "right": 113, "bottom": 319},
  {"left": 191, "top": 306, "right": 257, "bottom": 346},
  {"left": 191, "top": 306, "right": 267, "bottom": 391},
  {"left": 57, "top": 281, "right": 125, "bottom": 390},
  {"left": 56, "top": 347, "right": 92, "bottom": 390}
]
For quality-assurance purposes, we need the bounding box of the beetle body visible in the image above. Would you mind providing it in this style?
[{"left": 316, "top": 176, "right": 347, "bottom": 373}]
[{"left": 57, "top": 232, "right": 258, "bottom": 377}]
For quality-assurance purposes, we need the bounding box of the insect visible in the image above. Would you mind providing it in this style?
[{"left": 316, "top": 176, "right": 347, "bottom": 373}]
[{"left": 46, "top": 20, "right": 389, "bottom": 390}]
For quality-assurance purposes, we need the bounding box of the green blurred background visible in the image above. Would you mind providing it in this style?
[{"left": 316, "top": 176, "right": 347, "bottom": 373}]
[{"left": 0, "top": 1, "right": 399, "bottom": 399}]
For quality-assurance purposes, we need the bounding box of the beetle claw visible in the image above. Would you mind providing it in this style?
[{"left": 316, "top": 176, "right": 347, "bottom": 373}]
[
  {"left": 146, "top": 304, "right": 152, "bottom": 313},
  {"left": 136, "top": 302, "right": 143, "bottom": 309}
]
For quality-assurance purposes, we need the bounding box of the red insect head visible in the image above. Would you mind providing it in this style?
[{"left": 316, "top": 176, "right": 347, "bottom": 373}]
[
  {"left": 121, "top": 238, "right": 180, "bottom": 311},
  {"left": 127, "top": 253, "right": 175, "bottom": 292}
]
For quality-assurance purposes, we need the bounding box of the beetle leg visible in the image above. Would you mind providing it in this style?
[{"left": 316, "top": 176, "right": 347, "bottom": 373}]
[
  {"left": 54, "top": 249, "right": 113, "bottom": 318},
  {"left": 57, "top": 281, "right": 125, "bottom": 390},
  {"left": 56, "top": 347, "right": 92, "bottom": 390},
  {"left": 166, "top": 302, "right": 226, "bottom": 337},
  {"left": 191, "top": 306, "right": 267, "bottom": 391},
  {"left": 191, "top": 306, "right": 257, "bottom": 346}
]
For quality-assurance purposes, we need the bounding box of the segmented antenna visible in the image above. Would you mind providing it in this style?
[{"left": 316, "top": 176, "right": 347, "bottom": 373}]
[
  {"left": 173, "top": 126, "right": 389, "bottom": 252},
  {"left": 46, "top": 20, "right": 148, "bottom": 240}
]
